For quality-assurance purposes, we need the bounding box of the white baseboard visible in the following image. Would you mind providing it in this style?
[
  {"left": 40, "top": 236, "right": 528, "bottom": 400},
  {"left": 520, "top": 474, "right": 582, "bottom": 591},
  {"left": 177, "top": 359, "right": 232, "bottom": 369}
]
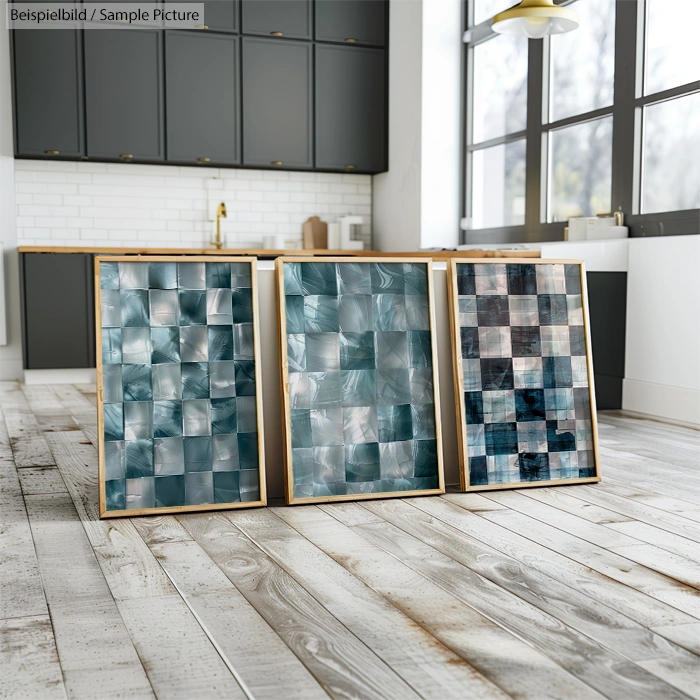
[
  {"left": 24, "top": 368, "right": 95, "bottom": 385},
  {"left": 622, "top": 378, "right": 700, "bottom": 428}
]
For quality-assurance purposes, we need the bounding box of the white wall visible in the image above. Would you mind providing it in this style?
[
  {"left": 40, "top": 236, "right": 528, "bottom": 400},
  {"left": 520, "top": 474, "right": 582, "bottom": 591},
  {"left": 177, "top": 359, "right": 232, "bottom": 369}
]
[
  {"left": 419, "top": 0, "right": 462, "bottom": 249},
  {"left": 373, "top": 0, "right": 462, "bottom": 251},
  {"left": 15, "top": 161, "right": 372, "bottom": 248},
  {"left": 373, "top": 0, "right": 422, "bottom": 251},
  {"left": 623, "top": 235, "right": 700, "bottom": 426},
  {"left": 0, "top": 1, "right": 24, "bottom": 380}
]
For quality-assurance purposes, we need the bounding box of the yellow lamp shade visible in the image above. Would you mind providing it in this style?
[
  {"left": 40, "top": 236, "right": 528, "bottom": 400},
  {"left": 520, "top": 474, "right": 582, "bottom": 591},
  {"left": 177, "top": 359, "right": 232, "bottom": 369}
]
[{"left": 492, "top": 0, "right": 579, "bottom": 38}]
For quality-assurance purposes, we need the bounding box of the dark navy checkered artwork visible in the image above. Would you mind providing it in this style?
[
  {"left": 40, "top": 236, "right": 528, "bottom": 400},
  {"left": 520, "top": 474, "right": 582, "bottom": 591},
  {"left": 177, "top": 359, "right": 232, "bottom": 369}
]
[
  {"left": 98, "top": 259, "right": 264, "bottom": 516},
  {"left": 452, "top": 262, "right": 598, "bottom": 490},
  {"left": 280, "top": 260, "right": 443, "bottom": 502}
]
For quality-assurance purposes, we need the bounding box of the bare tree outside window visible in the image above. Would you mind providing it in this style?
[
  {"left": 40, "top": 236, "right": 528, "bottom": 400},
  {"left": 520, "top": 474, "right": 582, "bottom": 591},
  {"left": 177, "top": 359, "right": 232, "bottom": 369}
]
[
  {"left": 641, "top": 0, "right": 700, "bottom": 214},
  {"left": 643, "top": 93, "right": 700, "bottom": 213},
  {"left": 550, "top": 0, "right": 615, "bottom": 121},
  {"left": 645, "top": 0, "right": 700, "bottom": 94},
  {"left": 549, "top": 117, "right": 613, "bottom": 222},
  {"left": 547, "top": 0, "right": 615, "bottom": 221},
  {"left": 473, "top": 35, "right": 528, "bottom": 142}
]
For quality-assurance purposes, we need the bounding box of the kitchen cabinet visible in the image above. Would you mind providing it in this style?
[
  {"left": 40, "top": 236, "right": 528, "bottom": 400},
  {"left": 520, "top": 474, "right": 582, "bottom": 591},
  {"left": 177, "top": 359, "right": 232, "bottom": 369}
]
[
  {"left": 178, "top": 0, "right": 238, "bottom": 33},
  {"left": 241, "top": 0, "right": 311, "bottom": 40},
  {"left": 165, "top": 32, "right": 240, "bottom": 165},
  {"left": 315, "top": 0, "right": 387, "bottom": 47},
  {"left": 587, "top": 272, "right": 627, "bottom": 409},
  {"left": 241, "top": 38, "right": 313, "bottom": 169},
  {"left": 12, "top": 1, "right": 389, "bottom": 173},
  {"left": 12, "top": 29, "right": 84, "bottom": 158},
  {"left": 84, "top": 29, "right": 164, "bottom": 161},
  {"left": 20, "top": 254, "right": 95, "bottom": 370},
  {"left": 315, "top": 44, "right": 386, "bottom": 173}
]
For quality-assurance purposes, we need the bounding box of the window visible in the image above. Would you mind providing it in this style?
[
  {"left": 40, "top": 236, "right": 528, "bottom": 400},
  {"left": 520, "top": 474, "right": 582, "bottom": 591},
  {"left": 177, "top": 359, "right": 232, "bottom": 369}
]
[
  {"left": 468, "top": 34, "right": 528, "bottom": 229},
  {"left": 640, "top": 0, "right": 700, "bottom": 214},
  {"left": 463, "top": 0, "right": 700, "bottom": 240}
]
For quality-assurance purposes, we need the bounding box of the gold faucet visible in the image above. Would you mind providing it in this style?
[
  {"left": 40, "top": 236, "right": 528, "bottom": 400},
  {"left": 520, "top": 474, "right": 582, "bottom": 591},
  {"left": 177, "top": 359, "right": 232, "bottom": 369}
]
[{"left": 212, "top": 202, "right": 227, "bottom": 249}]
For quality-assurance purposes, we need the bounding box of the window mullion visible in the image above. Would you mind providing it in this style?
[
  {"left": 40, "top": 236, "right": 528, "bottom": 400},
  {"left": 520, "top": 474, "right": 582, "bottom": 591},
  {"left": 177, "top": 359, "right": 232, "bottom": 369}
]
[
  {"left": 610, "top": 0, "right": 641, "bottom": 217},
  {"left": 525, "top": 38, "right": 546, "bottom": 240}
]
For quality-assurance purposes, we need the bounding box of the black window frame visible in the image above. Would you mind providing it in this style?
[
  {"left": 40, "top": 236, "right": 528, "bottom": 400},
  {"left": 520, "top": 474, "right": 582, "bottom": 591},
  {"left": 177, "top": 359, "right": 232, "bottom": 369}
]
[{"left": 462, "top": 0, "right": 700, "bottom": 244}]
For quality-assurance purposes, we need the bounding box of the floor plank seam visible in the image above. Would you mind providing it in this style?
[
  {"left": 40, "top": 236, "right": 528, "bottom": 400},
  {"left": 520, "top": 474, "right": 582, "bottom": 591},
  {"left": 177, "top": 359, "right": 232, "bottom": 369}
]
[
  {"left": 143, "top": 545, "right": 257, "bottom": 700},
  {"left": 384, "top": 498, "right": 700, "bottom": 697},
  {"left": 5, "top": 383, "right": 700, "bottom": 700},
  {"left": 233, "top": 508, "right": 481, "bottom": 700}
]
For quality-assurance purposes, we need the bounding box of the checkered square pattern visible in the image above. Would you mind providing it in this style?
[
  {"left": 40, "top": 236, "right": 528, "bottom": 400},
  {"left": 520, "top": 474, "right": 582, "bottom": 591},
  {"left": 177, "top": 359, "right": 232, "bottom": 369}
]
[
  {"left": 99, "top": 260, "right": 261, "bottom": 513},
  {"left": 456, "top": 262, "right": 596, "bottom": 488},
  {"left": 283, "top": 261, "right": 440, "bottom": 500}
]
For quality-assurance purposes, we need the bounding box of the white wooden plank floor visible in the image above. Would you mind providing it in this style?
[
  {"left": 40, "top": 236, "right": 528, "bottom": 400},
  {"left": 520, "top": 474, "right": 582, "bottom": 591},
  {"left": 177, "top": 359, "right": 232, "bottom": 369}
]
[{"left": 1, "top": 381, "right": 699, "bottom": 700}]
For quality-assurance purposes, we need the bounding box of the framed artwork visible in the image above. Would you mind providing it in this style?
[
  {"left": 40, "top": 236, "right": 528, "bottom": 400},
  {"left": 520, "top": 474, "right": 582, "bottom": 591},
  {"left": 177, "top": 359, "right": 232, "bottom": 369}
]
[
  {"left": 95, "top": 256, "right": 266, "bottom": 518},
  {"left": 277, "top": 258, "right": 445, "bottom": 504},
  {"left": 447, "top": 259, "right": 601, "bottom": 491}
]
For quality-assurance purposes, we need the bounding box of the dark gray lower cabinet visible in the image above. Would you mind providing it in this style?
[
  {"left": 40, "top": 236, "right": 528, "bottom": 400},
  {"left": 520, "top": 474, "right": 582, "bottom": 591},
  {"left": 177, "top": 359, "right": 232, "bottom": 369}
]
[
  {"left": 587, "top": 272, "right": 627, "bottom": 409},
  {"left": 315, "top": 44, "right": 386, "bottom": 173},
  {"left": 241, "top": 0, "right": 312, "bottom": 39},
  {"left": 242, "top": 38, "right": 312, "bottom": 168},
  {"left": 84, "top": 29, "right": 164, "bottom": 161},
  {"left": 21, "top": 254, "right": 95, "bottom": 370},
  {"left": 12, "top": 29, "right": 84, "bottom": 158},
  {"left": 165, "top": 32, "right": 240, "bottom": 165},
  {"left": 315, "top": 0, "right": 387, "bottom": 46}
]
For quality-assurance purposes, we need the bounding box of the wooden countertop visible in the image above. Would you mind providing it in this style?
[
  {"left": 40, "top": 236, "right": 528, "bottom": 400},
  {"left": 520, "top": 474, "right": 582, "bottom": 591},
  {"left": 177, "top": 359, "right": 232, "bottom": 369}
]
[{"left": 18, "top": 246, "right": 541, "bottom": 258}]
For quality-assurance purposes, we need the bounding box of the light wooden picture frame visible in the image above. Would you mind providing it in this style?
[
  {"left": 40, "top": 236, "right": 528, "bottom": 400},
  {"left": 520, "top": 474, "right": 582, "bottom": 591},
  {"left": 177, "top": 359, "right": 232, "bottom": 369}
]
[
  {"left": 277, "top": 257, "right": 446, "bottom": 505},
  {"left": 95, "top": 256, "right": 266, "bottom": 518},
  {"left": 447, "top": 258, "right": 601, "bottom": 492}
]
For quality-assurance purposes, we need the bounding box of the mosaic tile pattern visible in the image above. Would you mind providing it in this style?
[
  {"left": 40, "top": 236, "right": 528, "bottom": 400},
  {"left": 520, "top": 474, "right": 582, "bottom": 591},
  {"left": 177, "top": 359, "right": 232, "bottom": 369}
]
[
  {"left": 454, "top": 262, "right": 596, "bottom": 488},
  {"left": 99, "top": 260, "right": 262, "bottom": 513},
  {"left": 281, "top": 261, "right": 442, "bottom": 500}
]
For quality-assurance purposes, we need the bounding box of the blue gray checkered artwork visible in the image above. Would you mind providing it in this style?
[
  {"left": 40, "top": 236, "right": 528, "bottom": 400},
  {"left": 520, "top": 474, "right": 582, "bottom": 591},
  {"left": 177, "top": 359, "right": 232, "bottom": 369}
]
[
  {"left": 99, "top": 260, "right": 262, "bottom": 513},
  {"left": 455, "top": 262, "right": 596, "bottom": 488},
  {"left": 282, "top": 261, "right": 441, "bottom": 500}
]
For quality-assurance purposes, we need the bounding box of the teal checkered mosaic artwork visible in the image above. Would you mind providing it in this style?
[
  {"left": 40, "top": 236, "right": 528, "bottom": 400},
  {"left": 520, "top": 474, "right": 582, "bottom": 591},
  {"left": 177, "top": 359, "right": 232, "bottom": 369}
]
[
  {"left": 97, "top": 259, "right": 265, "bottom": 517},
  {"left": 451, "top": 261, "right": 599, "bottom": 491},
  {"left": 279, "top": 260, "right": 444, "bottom": 503}
]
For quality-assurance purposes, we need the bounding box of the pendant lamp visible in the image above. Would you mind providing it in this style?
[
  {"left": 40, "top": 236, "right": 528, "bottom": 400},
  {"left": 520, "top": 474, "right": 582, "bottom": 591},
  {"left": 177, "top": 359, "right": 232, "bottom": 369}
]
[{"left": 492, "top": 0, "right": 579, "bottom": 38}]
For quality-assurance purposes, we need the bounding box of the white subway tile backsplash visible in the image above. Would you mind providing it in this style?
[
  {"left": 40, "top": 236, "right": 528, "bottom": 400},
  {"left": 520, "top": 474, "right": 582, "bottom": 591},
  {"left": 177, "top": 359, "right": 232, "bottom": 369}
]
[
  {"left": 330, "top": 183, "right": 358, "bottom": 194},
  {"left": 17, "top": 183, "right": 48, "bottom": 194},
  {"left": 15, "top": 161, "right": 372, "bottom": 249},
  {"left": 343, "top": 194, "right": 371, "bottom": 206},
  {"left": 250, "top": 180, "right": 277, "bottom": 191},
  {"left": 46, "top": 183, "right": 79, "bottom": 195},
  {"left": 290, "top": 192, "right": 316, "bottom": 204}
]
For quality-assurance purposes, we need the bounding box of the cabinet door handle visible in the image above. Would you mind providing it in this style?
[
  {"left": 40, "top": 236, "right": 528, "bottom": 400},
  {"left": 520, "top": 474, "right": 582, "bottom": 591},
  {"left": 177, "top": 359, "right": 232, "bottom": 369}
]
[
  {"left": 345, "top": 38, "right": 357, "bottom": 43},
  {"left": 119, "top": 153, "right": 133, "bottom": 159},
  {"left": 197, "top": 157, "right": 211, "bottom": 163},
  {"left": 44, "top": 150, "right": 59, "bottom": 155},
  {"left": 271, "top": 31, "right": 283, "bottom": 36},
  {"left": 345, "top": 164, "right": 356, "bottom": 170},
  {"left": 271, "top": 160, "right": 283, "bottom": 166}
]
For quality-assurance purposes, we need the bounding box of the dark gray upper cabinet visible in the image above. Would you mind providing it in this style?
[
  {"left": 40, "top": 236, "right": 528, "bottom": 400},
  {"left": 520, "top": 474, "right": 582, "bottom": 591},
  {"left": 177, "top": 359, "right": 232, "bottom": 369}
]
[
  {"left": 315, "top": 45, "right": 386, "bottom": 173},
  {"left": 21, "top": 253, "right": 95, "bottom": 370},
  {"left": 242, "top": 38, "right": 312, "bottom": 168},
  {"left": 241, "top": 0, "right": 311, "bottom": 39},
  {"left": 165, "top": 32, "right": 240, "bottom": 165},
  {"left": 84, "top": 29, "right": 164, "bottom": 161},
  {"left": 12, "top": 29, "right": 84, "bottom": 158},
  {"left": 202, "top": 0, "right": 239, "bottom": 32},
  {"left": 315, "top": 0, "right": 387, "bottom": 47}
]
